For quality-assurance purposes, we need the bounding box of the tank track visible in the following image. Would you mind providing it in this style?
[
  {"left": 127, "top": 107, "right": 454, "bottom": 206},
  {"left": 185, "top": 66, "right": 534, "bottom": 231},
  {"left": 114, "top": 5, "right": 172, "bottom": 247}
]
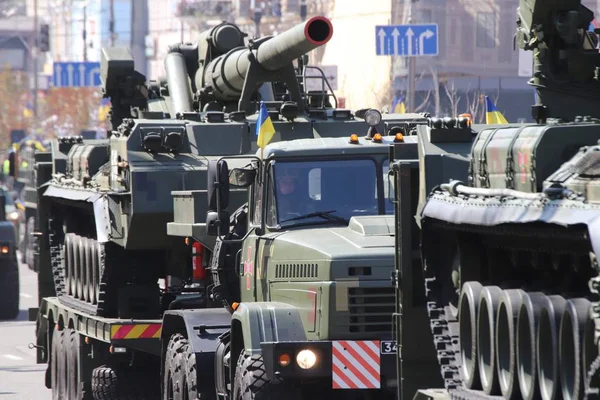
[
  {"left": 424, "top": 277, "right": 504, "bottom": 400},
  {"left": 422, "top": 223, "right": 600, "bottom": 400}
]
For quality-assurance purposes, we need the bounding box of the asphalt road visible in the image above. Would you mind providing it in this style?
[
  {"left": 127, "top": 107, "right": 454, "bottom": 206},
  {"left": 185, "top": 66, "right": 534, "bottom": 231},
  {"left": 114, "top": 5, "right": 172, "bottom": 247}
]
[{"left": 0, "top": 254, "right": 51, "bottom": 400}]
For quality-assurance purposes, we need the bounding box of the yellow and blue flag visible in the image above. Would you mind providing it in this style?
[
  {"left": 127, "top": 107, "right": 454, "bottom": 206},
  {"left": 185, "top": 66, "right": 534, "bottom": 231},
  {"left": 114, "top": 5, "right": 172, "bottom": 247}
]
[
  {"left": 23, "top": 102, "right": 33, "bottom": 118},
  {"left": 256, "top": 101, "right": 276, "bottom": 148},
  {"left": 485, "top": 96, "right": 508, "bottom": 124},
  {"left": 98, "top": 98, "right": 111, "bottom": 122},
  {"left": 391, "top": 93, "right": 406, "bottom": 114}
]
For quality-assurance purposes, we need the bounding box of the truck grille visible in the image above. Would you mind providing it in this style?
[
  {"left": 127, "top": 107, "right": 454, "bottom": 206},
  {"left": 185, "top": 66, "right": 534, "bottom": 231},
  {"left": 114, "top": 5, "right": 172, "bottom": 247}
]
[{"left": 347, "top": 287, "right": 395, "bottom": 333}]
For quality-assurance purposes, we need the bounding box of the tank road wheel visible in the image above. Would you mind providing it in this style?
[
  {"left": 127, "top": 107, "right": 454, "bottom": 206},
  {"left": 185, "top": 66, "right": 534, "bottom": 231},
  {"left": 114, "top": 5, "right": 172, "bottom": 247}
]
[
  {"left": 88, "top": 240, "right": 97, "bottom": 304},
  {"left": 233, "top": 350, "right": 301, "bottom": 400},
  {"left": 84, "top": 238, "right": 94, "bottom": 304},
  {"left": 81, "top": 239, "right": 90, "bottom": 302},
  {"left": 51, "top": 328, "right": 67, "bottom": 400},
  {"left": 94, "top": 242, "right": 101, "bottom": 306},
  {"left": 64, "top": 234, "right": 74, "bottom": 296},
  {"left": 0, "top": 258, "right": 19, "bottom": 320},
  {"left": 73, "top": 235, "right": 82, "bottom": 299}
]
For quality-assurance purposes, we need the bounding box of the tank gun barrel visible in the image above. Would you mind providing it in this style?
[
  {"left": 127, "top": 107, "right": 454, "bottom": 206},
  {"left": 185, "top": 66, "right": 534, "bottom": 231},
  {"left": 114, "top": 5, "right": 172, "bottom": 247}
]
[{"left": 199, "top": 16, "right": 333, "bottom": 108}]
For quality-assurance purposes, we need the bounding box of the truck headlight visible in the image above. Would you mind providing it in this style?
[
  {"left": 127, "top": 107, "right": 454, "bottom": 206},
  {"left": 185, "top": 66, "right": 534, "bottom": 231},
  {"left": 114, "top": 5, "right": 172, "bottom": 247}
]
[
  {"left": 7, "top": 211, "right": 18, "bottom": 221},
  {"left": 296, "top": 349, "right": 317, "bottom": 369}
]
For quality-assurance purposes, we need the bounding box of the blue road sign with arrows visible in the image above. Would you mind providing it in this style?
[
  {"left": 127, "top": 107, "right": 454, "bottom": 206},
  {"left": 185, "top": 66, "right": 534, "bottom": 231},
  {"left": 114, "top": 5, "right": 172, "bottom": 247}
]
[
  {"left": 52, "top": 62, "right": 102, "bottom": 87},
  {"left": 375, "top": 24, "right": 439, "bottom": 57}
]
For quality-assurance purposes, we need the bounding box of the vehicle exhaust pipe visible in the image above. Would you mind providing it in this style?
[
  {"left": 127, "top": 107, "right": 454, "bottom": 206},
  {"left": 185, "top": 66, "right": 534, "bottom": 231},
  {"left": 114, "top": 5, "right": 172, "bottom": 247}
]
[
  {"left": 477, "top": 285, "right": 503, "bottom": 395},
  {"left": 559, "top": 298, "right": 591, "bottom": 400},
  {"left": 459, "top": 281, "right": 484, "bottom": 389},
  {"left": 496, "top": 289, "right": 526, "bottom": 399},
  {"left": 536, "top": 295, "right": 567, "bottom": 400},
  {"left": 516, "top": 291, "right": 547, "bottom": 400}
]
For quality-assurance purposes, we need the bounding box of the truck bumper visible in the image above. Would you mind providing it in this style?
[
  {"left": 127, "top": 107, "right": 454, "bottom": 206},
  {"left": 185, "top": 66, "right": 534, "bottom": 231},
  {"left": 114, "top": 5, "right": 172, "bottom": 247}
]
[{"left": 260, "top": 340, "right": 397, "bottom": 391}]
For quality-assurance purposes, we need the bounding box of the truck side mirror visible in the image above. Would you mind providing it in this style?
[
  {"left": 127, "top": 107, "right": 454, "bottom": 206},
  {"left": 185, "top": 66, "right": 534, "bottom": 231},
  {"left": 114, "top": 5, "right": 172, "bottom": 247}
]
[
  {"left": 8, "top": 152, "right": 15, "bottom": 177},
  {"left": 228, "top": 167, "right": 256, "bottom": 187},
  {"left": 207, "top": 159, "right": 230, "bottom": 211}
]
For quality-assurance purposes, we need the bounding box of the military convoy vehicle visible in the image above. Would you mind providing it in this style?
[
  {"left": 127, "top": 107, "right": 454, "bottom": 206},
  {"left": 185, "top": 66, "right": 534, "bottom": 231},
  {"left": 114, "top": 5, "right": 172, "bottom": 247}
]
[
  {"left": 10, "top": 139, "right": 49, "bottom": 270},
  {"left": 385, "top": 1, "right": 600, "bottom": 399},
  {"left": 29, "top": 15, "right": 437, "bottom": 399},
  {"left": 0, "top": 186, "right": 20, "bottom": 320}
]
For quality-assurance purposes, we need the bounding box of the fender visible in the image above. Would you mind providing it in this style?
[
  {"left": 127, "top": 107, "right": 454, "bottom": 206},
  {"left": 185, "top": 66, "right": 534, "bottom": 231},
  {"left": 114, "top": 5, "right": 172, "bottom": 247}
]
[
  {"left": 230, "top": 301, "right": 306, "bottom": 367},
  {"left": 160, "top": 308, "right": 232, "bottom": 394}
]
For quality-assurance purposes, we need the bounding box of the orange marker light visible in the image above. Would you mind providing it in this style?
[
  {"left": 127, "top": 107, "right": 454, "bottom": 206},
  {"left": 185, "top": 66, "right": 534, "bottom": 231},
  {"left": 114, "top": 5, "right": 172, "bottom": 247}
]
[
  {"left": 1, "top": 246, "right": 9, "bottom": 254},
  {"left": 349, "top": 134, "right": 359, "bottom": 144},
  {"left": 373, "top": 133, "right": 383, "bottom": 142},
  {"left": 394, "top": 133, "right": 404, "bottom": 142},
  {"left": 231, "top": 302, "right": 240, "bottom": 311},
  {"left": 278, "top": 353, "right": 291, "bottom": 367}
]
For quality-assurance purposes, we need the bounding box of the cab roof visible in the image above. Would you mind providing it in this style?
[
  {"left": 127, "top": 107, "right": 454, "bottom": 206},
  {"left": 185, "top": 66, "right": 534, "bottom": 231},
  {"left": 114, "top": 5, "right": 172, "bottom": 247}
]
[{"left": 260, "top": 135, "right": 417, "bottom": 159}]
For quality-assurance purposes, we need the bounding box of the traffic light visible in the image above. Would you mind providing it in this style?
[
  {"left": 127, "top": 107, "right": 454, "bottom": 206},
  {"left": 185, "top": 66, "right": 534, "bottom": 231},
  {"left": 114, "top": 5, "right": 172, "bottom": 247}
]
[{"left": 39, "top": 24, "right": 49, "bottom": 52}]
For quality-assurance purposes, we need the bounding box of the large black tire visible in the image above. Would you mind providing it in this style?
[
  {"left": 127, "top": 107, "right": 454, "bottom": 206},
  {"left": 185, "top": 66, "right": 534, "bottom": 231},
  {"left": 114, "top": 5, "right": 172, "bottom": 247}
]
[
  {"left": 51, "top": 328, "right": 67, "bottom": 400},
  {"left": 66, "top": 328, "right": 91, "bottom": 399},
  {"left": 163, "top": 333, "right": 187, "bottom": 400},
  {"left": 233, "top": 350, "right": 301, "bottom": 400},
  {"left": 92, "top": 364, "right": 159, "bottom": 400},
  {"left": 0, "top": 259, "right": 19, "bottom": 320}
]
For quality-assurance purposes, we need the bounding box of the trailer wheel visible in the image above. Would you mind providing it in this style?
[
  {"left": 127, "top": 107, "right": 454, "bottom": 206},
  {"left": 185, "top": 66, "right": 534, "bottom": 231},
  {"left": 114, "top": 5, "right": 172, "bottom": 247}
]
[
  {"left": 233, "top": 350, "right": 301, "bottom": 400},
  {"left": 66, "top": 329, "right": 89, "bottom": 399},
  {"left": 92, "top": 364, "right": 157, "bottom": 400},
  {"left": 0, "top": 259, "right": 19, "bottom": 320},
  {"left": 51, "top": 328, "right": 67, "bottom": 400}
]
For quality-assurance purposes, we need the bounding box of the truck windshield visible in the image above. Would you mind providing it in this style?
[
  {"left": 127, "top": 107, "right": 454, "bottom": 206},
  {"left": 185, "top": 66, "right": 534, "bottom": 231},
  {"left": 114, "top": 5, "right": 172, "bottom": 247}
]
[{"left": 272, "top": 159, "right": 379, "bottom": 225}]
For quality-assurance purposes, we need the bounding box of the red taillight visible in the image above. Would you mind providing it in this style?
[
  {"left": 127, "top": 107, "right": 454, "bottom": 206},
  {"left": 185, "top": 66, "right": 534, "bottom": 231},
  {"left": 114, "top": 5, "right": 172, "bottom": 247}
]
[{"left": 192, "top": 242, "right": 207, "bottom": 281}]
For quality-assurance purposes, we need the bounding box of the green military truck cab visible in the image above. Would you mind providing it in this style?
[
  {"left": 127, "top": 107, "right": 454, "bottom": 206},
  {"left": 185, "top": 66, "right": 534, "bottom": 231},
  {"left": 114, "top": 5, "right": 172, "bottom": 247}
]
[{"left": 177, "top": 130, "right": 417, "bottom": 399}]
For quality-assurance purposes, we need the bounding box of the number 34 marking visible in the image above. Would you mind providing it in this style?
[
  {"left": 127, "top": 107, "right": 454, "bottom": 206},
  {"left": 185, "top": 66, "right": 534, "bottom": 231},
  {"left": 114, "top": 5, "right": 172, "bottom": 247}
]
[{"left": 380, "top": 340, "right": 397, "bottom": 354}]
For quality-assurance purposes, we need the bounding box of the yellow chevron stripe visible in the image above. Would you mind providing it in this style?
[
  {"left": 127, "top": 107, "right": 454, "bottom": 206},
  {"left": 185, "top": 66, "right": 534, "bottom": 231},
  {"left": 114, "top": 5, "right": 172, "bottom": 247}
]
[
  {"left": 152, "top": 327, "right": 162, "bottom": 338},
  {"left": 124, "top": 324, "right": 150, "bottom": 339}
]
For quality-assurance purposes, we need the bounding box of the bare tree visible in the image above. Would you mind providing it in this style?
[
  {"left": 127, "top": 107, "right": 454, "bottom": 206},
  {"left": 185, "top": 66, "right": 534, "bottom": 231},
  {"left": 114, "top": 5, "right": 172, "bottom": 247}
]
[{"left": 442, "top": 81, "right": 461, "bottom": 117}]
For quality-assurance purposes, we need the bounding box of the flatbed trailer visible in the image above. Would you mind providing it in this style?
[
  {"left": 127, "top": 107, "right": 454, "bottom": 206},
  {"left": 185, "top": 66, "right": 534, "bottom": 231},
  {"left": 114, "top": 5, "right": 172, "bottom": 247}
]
[{"left": 35, "top": 296, "right": 233, "bottom": 399}]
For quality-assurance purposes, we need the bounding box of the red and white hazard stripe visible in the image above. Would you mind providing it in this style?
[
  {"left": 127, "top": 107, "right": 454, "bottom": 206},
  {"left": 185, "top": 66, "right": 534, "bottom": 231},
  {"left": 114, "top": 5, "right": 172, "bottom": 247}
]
[{"left": 332, "top": 340, "right": 381, "bottom": 389}]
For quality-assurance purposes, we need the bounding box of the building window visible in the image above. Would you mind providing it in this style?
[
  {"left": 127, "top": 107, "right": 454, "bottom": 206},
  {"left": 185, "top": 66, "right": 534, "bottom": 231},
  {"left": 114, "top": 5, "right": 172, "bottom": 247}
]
[{"left": 476, "top": 12, "right": 496, "bottom": 48}]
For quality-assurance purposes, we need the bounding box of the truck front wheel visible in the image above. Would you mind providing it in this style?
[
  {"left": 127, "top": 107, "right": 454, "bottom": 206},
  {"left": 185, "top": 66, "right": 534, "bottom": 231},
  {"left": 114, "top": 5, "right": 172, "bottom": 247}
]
[{"left": 233, "top": 350, "right": 301, "bottom": 400}]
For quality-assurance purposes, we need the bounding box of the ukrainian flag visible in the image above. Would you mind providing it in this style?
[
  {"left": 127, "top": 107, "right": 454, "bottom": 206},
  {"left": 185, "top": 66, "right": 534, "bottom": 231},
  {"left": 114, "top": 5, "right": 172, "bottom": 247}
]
[
  {"left": 485, "top": 96, "right": 508, "bottom": 124},
  {"left": 23, "top": 102, "right": 33, "bottom": 118},
  {"left": 98, "top": 98, "right": 111, "bottom": 122},
  {"left": 256, "top": 101, "right": 276, "bottom": 148},
  {"left": 391, "top": 94, "right": 406, "bottom": 114}
]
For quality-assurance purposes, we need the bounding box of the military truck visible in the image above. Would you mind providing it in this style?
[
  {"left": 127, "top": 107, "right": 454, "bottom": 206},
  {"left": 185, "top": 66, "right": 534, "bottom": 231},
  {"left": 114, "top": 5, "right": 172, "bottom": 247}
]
[
  {"left": 11, "top": 139, "right": 49, "bottom": 270},
  {"left": 385, "top": 1, "right": 600, "bottom": 399},
  {"left": 0, "top": 185, "right": 20, "bottom": 320},
  {"left": 30, "top": 15, "right": 434, "bottom": 399}
]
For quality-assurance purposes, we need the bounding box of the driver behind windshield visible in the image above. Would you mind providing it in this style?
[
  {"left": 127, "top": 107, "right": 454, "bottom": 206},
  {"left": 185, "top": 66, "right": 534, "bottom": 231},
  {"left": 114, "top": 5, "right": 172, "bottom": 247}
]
[{"left": 275, "top": 168, "right": 309, "bottom": 220}]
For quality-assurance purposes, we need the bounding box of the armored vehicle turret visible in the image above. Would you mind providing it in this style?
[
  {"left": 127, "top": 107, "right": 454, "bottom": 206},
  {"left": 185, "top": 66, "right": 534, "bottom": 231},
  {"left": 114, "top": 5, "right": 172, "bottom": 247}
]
[{"left": 395, "top": 1, "right": 600, "bottom": 399}]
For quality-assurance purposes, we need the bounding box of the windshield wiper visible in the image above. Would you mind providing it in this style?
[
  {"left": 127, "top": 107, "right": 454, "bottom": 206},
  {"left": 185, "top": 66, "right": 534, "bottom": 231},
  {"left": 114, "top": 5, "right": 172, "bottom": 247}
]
[{"left": 280, "top": 210, "right": 349, "bottom": 224}]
